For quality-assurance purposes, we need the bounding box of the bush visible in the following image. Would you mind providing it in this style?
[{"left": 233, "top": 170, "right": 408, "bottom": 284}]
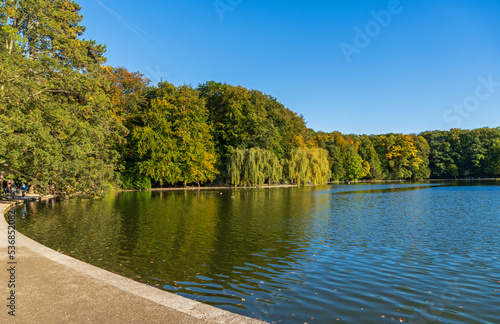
[{"left": 121, "top": 173, "right": 151, "bottom": 190}]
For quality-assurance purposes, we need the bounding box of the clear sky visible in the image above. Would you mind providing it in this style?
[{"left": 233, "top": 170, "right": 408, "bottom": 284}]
[{"left": 80, "top": 0, "right": 500, "bottom": 135}]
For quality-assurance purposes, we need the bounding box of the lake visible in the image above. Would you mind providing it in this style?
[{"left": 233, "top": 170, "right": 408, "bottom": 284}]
[{"left": 14, "top": 181, "right": 500, "bottom": 323}]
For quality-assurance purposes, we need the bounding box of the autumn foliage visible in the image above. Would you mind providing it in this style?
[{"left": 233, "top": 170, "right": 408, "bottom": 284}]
[{"left": 1, "top": 0, "right": 500, "bottom": 194}]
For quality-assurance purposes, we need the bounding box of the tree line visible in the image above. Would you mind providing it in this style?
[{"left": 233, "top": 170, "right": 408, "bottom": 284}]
[{"left": 1, "top": 1, "right": 499, "bottom": 195}]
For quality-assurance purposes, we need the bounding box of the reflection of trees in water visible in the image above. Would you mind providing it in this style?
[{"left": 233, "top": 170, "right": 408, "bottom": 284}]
[
  {"left": 20, "top": 196, "right": 126, "bottom": 268},
  {"left": 16, "top": 183, "right": 500, "bottom": 322},
  {"left": 18, "top": 188, "right": 326, "bottom": 310}
]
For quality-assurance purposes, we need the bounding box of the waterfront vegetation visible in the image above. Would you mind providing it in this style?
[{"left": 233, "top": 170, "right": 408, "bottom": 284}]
[{"left": 1, "top": 1, "right": 500, "bottom": 195}]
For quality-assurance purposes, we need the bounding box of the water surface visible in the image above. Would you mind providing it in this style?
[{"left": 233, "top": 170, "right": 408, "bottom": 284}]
[{"left": 15, "top": 182, "right": 500, "bottom": 323}]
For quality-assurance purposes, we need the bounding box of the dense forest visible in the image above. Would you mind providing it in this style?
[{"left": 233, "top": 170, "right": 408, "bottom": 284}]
[{"left": 1, "top": 1, "right": 499, "bottom": 195}]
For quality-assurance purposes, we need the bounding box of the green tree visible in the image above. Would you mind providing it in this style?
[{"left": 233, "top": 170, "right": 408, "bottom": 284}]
[
  {"left": 482, "top": 128, "right": 500, "bottom": 176},
  {"left": 358, "top": 135, "right": 384, "bottom": 179},
  {"left": 329, "top": 144, "right": 346, "bottom": 181},
  {"left": 343, "top": 145, "right": 366, "bottom": 181},
  {"left": 421, "top": 130, "right": 458, "bottom": 178},
  {"left": 462, "top": 129, "right": 487, "bottom": 176},
  {"left": 102, "top": 66, "right": 151, "bottom": 189},
  {"left": 198, "top": 81, "right": 310, "bottom": 176},
  {"left": 410, "top": 135, "right": 431, "bottom": 179},
  {"left": 0, "top": 0, "right": 126, "bottom": 195},
  {"left": 133, "top": 82, "right": 218, "bottom": 186},
  {"left": 422, "top": 128, "right": 500, "bottom": 178}
]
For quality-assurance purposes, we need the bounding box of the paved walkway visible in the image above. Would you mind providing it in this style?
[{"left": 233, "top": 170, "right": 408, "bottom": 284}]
[{"left": 0, "top": 199, "right": 262, "bottom": 323}]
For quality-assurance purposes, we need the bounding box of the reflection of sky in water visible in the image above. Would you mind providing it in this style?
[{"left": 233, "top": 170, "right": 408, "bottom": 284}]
[{"left": 14, "top": 182, "right": 500, "bottom": 323}]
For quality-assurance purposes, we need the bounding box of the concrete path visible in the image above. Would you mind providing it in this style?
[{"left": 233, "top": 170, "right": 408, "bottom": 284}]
[{"left": 0, "top": 199, "right": 262, "bottom": 323}]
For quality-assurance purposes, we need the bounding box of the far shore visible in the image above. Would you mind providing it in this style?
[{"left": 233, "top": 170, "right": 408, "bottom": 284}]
[
  {"left": 123, "top": 177, "right": 500, "bottom": 192},
  {"left": 330, "top": 177, "right": 500, "bottom": 184},
  {"left": 125, "top": 183, "right": 299, "bottom": 192}
]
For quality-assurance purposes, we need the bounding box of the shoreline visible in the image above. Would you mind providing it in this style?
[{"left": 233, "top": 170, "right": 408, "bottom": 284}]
[
  {"left": 127, "top": 178, "right": 500, "bottom": 192},
  {"left": 147, "top": 183, "right": 298, "bottom": 191},
  {"left": 328, "top": 178, "right": 499, "bottom": 184}
]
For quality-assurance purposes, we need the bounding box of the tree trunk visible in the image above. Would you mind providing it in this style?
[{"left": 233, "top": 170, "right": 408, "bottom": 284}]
[{"left": 29, "top": 171, "right": 39, "bottom": 194}]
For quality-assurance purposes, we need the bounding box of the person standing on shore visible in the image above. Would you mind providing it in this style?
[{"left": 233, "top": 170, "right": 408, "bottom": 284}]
[
  {"left": 22, "top": 184, "right": 27, "bottom": 197},
  {"left": 11, "top": 183, "right": 17, "bottom": 198},
  {"left": 6, "top": 178, "right": 13, "bottom": 195}
]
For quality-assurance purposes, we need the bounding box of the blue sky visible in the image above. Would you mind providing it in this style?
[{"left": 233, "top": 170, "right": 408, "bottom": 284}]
[{"left": 81, "top": 0, "right": 500, "bottom": 135}]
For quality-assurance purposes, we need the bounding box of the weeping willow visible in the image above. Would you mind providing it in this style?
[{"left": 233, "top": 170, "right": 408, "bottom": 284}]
[
  {"left": 228, "top": 148, "right": 284, "bottom": 187},
  {"left": 287, "top": 148, "right": 310, "bottom": 185},
  {"left": 228, "top": 148, "right": 245, "bottom": 188},
  {"left": 285, "top": 148, "right": 331, "bottom": 186},
  {"left": 263, "top": 150, "right": 283, "bottom": 185},
  {"left": 243, "top": 148, "right": 266, "bottom": 186},
  {"left": 306, "top": 148, "right": 332, "bottom": 185}
]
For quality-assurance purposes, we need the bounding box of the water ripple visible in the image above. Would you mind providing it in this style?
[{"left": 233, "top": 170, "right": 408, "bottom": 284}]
[{"left": 14, "top": 182, "right": 500, "bottom": 323}]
